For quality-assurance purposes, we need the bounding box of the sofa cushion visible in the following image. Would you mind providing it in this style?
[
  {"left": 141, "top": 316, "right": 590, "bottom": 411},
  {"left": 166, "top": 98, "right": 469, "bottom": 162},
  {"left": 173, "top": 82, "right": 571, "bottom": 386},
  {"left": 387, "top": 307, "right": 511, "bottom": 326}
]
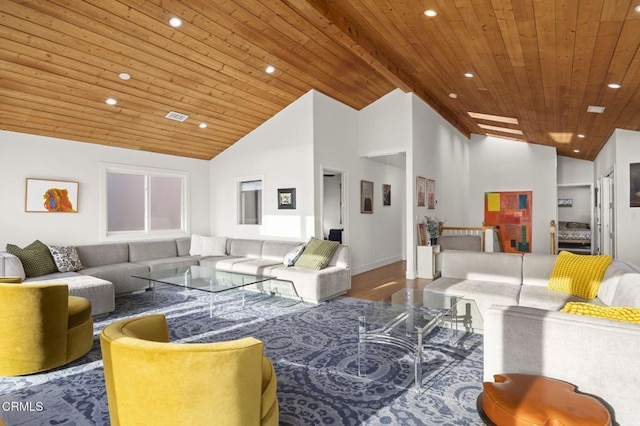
[
  {"left": 202, "top": 236, "right": 227, "bottom": 256},
  {"left": 438, "top": 235, "right": 482, "bottom": 251},
  {"left": 561, "top": 302, "right": 640, "bottom": 324},
  {"left": 228, "top": 239, "right": 263, "bottom": 258},
  {"left": 426, "top": 277, "right": 520, "bottom": 316},
  {"left": 440, "top": 251, "right": 523, "bottom": 285},
  {"left": 610, "top": 273, "right": 640, "bottom": 308},
  {"left": 6, "top": 240, "right": 58, "bottom": 278},
  {"left": 48, "top": 245, "right": 85, "bottom": 272},
  {"left": 518, "top": 285, "right": 596, "bottom": 311},
  {"left": 548, "top": 251, "right": 612, "bottom": 299},
  {"left": 189, "top": 234, "right": 206, "bottom": 256},
  {"left": 295, "top": 238, "right": 339, "bottom": 270},
  {"left": 75, "top": 243, "right": 129, "bottom": 267},
  {"left": 128, "top": 240, "right": 177, "bottom": 263},
  {"left": 522, "top": 254, "right": 557, "bottom": 287},
  {"left": 175, "top": 237, "right": 192, "bottom": 257}
]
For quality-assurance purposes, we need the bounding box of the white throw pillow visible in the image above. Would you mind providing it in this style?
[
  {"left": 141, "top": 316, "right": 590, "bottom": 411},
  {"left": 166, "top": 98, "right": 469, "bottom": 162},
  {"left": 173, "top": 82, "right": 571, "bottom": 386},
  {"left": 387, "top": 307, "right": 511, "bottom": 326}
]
[
  {"left": 189, "top": 234, "right": 206, "bottom": 256},
  {"left": 283, "top": 244, "right": 305, "bottom": 267},
  {"left": 202, "top": 236, "right": 227, "bottom": 257}
]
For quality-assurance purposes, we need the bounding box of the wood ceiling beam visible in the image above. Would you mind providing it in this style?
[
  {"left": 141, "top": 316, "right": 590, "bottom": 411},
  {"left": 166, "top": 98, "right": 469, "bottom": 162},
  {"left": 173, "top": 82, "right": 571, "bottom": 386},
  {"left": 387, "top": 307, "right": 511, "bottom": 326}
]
[{"left": 283, "top": 0, "right": 470, "bottom": 138}]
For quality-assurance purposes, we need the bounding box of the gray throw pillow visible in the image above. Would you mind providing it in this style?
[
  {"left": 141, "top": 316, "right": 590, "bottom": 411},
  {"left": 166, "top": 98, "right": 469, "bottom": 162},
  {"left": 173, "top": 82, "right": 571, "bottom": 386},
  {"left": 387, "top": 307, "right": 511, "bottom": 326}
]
[{"left": 283, "top": 244, "right": 305, "bottom": 266}]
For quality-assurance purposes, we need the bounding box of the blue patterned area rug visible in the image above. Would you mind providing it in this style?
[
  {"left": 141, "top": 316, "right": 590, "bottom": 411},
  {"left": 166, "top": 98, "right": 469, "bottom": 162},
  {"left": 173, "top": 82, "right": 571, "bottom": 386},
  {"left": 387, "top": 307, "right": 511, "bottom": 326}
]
[{"left": 0, "top": 288, "right": 484, "bottom": 425}]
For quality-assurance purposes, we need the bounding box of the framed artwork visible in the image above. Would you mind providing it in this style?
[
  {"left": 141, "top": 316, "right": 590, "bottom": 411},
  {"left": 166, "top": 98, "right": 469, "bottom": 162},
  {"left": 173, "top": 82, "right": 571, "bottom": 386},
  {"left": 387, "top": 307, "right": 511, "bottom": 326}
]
[
  {"left": 631, "top": 163, "right": 640, "bottom": 207},
  {"left": 417, "top": 223, "right": 427, "bottom": 246},
  {"left": 25, "top": 178, "right": 79, "bottom": 213},
  {"left": 558, "top": 198, "right": 573, "bottom": 207},
  {"left": 427, "top": 179, "right": 435, "bottom": 209},
  {"left": 277, "top": 188, "right": 296, "bottom": 209},
  {"left": 416, "top": 176, "right": 426, "bottom": 206},
  {"left": 484, "top": 191, "right": 532, "bottom": 253},
  {"left": 361, "top": 180, "right": 373, "bottom": 213},
  {"left": 382, "top": 184, "right": 391, "bottom": 206}
]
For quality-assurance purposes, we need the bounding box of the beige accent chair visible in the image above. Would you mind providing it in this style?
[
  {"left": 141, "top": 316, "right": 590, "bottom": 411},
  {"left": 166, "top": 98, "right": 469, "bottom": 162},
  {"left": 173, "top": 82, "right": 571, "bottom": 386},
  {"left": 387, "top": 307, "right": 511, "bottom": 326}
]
[
  {"left": 0, "top": 278, "right": 93, "bottom": 376},
  {"left": 100, "top": 314, "right": 279, "bottom": 425}
]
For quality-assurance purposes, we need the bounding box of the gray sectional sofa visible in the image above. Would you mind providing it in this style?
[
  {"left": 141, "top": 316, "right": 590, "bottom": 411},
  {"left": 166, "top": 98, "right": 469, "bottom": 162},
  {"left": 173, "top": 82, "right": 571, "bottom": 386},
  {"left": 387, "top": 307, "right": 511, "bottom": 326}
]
[
  {"left": 0, "top": 236, "right": 351, "bottom": 317},
  {"left": 425, "top": 250, "right": 640, "bottom": 425}
]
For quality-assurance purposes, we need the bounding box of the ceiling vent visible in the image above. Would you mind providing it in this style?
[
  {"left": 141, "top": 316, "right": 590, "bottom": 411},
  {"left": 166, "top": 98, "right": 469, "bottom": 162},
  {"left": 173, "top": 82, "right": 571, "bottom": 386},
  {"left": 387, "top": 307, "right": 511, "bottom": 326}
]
[{"left": 165, "top": 111, "right": 189, "bottom": 122}]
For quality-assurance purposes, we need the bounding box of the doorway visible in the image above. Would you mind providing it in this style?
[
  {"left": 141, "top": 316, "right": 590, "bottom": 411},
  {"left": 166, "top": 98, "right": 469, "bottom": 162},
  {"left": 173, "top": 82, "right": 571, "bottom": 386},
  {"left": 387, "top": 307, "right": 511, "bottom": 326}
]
[
  {"left": 557, "top": 184, "right": 593, "bottom": 254},
  {"left": 322, "top": 169, "right": 346, "bottom": 244},
  {"left": 600, "top": 172, "right": 615, "bottom": 257}
]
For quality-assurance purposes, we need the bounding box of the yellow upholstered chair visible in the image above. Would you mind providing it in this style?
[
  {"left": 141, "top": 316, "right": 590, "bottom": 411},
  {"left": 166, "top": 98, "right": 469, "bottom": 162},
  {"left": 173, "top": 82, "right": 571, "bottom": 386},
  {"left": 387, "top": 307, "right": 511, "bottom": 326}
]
[
  {"left": 0, "top": 279, "right": 94, "bottom": 376},
  {"left": 100, "top": 314, "right": 279, "bottom": 426}
]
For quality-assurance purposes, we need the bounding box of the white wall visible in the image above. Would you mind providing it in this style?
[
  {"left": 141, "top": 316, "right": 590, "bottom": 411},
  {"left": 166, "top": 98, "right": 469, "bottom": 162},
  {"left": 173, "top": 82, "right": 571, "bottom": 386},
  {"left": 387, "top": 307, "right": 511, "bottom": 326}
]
[
  {"left": 558, "top": 156, "right": 593, "bottom": 185},
  {"left": 558, "top": 186, "right": 591, "bottom": 223},
  {"left": 0, "top": 130, "right": 211, "bottom": 248},
  {"left": 468, "top": 135, "right": 558, "bottom": 254},
  {"left": 210, "top": 91, "right": 315, "bottom": 241}
]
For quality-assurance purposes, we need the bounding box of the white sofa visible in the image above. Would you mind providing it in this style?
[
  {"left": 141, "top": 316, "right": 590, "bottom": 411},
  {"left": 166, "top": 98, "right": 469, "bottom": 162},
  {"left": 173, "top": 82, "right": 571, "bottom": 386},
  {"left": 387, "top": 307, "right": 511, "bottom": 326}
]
[
  {"left": 426, "top": 250, "right": 640, "bottom": 425},
  {"left": 1, "top": 237, "right": 351, "bottom": 316}
]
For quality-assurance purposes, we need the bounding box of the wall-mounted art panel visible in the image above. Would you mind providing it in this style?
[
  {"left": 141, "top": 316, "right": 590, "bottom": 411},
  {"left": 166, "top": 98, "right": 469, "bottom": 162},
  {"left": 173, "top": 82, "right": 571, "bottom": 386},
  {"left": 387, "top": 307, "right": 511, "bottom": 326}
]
[{"left": 484, "top": 191, "right": 532, "bottom": 253}]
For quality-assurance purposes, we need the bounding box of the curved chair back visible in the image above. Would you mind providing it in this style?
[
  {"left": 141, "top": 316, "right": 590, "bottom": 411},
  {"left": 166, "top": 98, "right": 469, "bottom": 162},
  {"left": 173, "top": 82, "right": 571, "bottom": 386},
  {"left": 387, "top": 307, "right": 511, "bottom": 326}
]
[
  {"left": 0, "top": 281, "right": 93, "bottom": 376},
  {"left": 100, "top": 314, "right": 278, "bottom": 425}
]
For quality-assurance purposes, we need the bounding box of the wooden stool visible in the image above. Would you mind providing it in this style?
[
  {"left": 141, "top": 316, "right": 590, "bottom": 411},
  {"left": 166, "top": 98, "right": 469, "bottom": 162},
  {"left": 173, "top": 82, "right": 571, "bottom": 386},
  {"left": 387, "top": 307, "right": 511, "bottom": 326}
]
[{"left": 478, "top": 374, "right": 611, "bottom": 426}]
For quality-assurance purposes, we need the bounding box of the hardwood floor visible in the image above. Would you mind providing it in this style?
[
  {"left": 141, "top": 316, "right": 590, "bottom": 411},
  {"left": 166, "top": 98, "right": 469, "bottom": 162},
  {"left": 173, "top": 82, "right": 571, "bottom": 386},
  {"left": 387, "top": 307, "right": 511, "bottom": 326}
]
[{"left": 346, "top": 261, "right": 434, "bottom": 303}]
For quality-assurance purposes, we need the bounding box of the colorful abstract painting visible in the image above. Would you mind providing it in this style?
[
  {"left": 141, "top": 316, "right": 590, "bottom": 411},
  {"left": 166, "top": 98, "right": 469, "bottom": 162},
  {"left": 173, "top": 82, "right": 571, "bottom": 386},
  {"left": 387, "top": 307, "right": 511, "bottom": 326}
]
[
  {"left": 484, "top": 191, "right": 532, "bottom": 253},
  {"left": 25, "top": 178, "right": 79, "bottom": 213}
]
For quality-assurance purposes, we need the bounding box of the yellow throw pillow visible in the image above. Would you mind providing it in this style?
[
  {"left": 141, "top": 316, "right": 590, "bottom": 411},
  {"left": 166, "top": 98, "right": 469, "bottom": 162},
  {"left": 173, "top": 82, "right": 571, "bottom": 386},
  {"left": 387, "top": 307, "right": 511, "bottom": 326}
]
[
  {"left": 548, "top": 251, "right": 612, "bottom": 299},
  {"left": 561, "top": 302, "right": 640, "bottom": 324}
]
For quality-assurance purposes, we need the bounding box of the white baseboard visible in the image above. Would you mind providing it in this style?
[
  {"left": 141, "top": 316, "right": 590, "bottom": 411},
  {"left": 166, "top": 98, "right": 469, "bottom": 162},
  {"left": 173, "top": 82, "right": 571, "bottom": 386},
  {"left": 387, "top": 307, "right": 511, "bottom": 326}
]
[{"left": 351, "top": 255, "right": 403, "bottom": 276}]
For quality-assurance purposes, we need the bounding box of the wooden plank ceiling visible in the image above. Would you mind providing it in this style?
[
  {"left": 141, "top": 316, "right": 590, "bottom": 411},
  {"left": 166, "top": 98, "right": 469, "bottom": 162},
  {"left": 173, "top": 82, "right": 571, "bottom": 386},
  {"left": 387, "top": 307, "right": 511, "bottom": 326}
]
[{"left": 1, "top": 0, "right": 639, "bottom": 161}]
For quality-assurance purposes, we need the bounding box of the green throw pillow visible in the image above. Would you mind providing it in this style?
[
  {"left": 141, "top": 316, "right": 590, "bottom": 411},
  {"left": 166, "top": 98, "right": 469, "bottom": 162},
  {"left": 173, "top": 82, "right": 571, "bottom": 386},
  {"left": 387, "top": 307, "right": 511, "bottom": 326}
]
[
  {"left": 294, "top": 237, "right": 339, "bottom": 270},
  {"left": 6, "top": 240, "right": 58, "bottom": 278}
]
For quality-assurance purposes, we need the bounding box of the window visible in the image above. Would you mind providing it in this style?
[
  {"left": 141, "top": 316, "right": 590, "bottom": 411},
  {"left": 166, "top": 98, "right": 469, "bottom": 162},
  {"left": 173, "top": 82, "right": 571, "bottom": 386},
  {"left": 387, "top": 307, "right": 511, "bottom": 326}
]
[
  {"left": 102, "top": 164, "right": 188, "bottom": 240},
  {"left": 239, "top": 180, "right": 262, "bottom": 225}
]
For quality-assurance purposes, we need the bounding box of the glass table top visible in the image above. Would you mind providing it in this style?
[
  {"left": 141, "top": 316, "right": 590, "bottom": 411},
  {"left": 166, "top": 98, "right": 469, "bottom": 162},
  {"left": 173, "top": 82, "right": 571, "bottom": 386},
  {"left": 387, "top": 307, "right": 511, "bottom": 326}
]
[{"left": 132, "top": 265, "right": 274, "bottom": 294}]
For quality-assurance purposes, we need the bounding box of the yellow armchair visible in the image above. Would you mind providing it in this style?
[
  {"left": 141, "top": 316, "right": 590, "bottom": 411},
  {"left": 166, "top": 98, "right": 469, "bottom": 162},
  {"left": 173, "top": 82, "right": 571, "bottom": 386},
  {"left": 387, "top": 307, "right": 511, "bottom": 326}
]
[
  {"left": 100, "top": 314, "right": 279, "bottom": 426},
  {"left": 0, "top": 280, "right": 94, "bottom": 376}
]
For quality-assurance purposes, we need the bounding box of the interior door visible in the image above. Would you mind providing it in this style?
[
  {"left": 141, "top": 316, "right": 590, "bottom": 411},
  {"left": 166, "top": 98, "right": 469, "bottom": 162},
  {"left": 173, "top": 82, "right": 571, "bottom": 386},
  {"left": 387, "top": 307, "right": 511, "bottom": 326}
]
[{"left": 600, "top": 173, "right": 615, "bottom": 257}]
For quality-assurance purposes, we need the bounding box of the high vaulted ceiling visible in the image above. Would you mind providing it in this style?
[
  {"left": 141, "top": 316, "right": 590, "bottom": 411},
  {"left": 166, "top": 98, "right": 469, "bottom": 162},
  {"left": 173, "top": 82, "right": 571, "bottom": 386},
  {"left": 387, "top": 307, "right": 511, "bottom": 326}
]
[{"left": 1, "top": 1, "right": 639, "bottom": 161}]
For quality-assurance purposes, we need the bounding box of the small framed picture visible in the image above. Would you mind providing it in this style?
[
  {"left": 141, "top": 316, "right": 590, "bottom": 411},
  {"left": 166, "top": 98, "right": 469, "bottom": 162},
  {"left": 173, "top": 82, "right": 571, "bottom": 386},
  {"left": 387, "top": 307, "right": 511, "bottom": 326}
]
[
  {"left": 417, "top": 176, "right": 426, "bottom": 207},
  {"left": 558, "top": 198, "right": 573, "bottom": 208},
  {"left": 382, "top": 184, "right": 391, "bottom": 206},
  {"left": 25, "top": 178, "right": 79, "bottom": 213},
  {"left": 361, "top": 180, "right": 373, "bottom": 213},
  {"left": 278, "top": 188, "right": 296, "bottom": 209}
]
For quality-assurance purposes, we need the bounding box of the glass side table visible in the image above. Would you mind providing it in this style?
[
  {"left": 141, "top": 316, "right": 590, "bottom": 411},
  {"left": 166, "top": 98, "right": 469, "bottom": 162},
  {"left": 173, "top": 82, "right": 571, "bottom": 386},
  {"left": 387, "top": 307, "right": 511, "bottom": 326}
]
[{"left": 356, "top": 289, "right": 462, "bottom": 391}]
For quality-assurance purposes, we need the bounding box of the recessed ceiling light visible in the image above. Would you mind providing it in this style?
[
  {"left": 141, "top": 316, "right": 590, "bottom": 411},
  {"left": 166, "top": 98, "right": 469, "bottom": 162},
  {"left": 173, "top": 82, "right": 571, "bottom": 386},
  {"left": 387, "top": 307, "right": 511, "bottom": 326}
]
[
  {"left": 105, "top": 98, "right": 117, "bottom": 105},
  {"left": 578, "top": 134, "right": 586, "bottom": 138},
  {"left": 587, "top": 105, "right": 605, "bottom": 113},
  {"left": 608, "top": 83, "right": 621, "bottom": 89},
  {"left": 424, "top": 10, "right": 437, "bottom": 17},
  {"left": 119, "top": 72, "right": 130, "bottom": 81},
  {"left": 464, "top": 72, "right": 474, "bottom": 78},
  {"left": 168, "top": 17, "right": 182, "bottom": 28},
  {"left": 636, "top": 4, "right": 640, "bottom": 12},
  {"left": 265, "top": 65, "right": 275, "bottom": 74},
  {"left": 199, "top": 123, "right": 207, "bottom": 129},
  {"left": 448, "top": 93, "right": 458, "bottom": 99},
  {"left": 573, "top": 149, "right": 580, "bottom": 153}
]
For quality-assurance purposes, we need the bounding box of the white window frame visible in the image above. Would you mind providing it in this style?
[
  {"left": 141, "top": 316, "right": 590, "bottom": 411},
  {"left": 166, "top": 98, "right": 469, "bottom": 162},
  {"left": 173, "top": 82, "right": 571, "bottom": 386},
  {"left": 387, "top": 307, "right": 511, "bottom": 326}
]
[{"left": 100, "top": 162, "right": 190, "bottom": 241}]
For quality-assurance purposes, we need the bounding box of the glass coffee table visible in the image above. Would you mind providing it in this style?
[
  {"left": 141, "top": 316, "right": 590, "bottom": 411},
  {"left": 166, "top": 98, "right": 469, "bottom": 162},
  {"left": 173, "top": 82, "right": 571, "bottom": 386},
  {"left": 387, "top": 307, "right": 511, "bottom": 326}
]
[
  {"left": 356, "top": 289, "right": 463, "bottom": 391},
  {"left": 133, "top": 265, "right": 276, "bottom": 316}
]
